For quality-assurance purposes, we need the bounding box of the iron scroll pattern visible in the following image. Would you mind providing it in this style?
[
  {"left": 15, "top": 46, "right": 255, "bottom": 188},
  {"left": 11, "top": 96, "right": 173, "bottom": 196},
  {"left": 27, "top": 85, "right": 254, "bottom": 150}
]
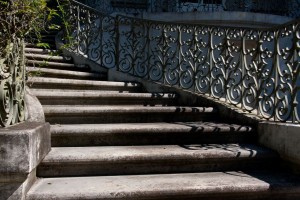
[
  {"left": 67, "top": 1, "right": 117, "bottom": 69},
  {"left": 67, "top": 0, "right": 300, "bottom": 123},
  {"left": 0, "top": 37, "right": 26, "bottom": 127}
]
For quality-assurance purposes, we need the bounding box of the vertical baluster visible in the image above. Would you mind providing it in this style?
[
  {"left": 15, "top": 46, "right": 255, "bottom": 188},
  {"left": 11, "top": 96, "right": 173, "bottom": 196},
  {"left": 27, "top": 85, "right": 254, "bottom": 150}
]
[
  {"left": 293, "top": 22, "right": 300, "bottom": 123},
  {"left": 274, "top": 29, "right": 280, "bottom": 121}
]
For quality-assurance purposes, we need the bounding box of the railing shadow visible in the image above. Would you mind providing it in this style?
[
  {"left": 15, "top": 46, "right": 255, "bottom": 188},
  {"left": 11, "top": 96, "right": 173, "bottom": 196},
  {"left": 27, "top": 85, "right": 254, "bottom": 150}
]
[
  {"left": 178, "top": 143, "right": 257, "bottom": 158},
  {"left": 174, "top": 121, "right": 253, "bottom": 132}
]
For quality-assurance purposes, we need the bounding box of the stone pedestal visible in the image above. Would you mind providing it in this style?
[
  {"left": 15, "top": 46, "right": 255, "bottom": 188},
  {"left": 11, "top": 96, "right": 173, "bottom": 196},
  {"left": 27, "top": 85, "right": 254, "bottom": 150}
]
[{"left": 0, "top": 122, "right": 50, "bottom": 200}]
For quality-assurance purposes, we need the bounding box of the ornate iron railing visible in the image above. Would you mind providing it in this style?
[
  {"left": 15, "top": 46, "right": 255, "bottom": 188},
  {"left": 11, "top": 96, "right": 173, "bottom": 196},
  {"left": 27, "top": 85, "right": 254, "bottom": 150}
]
[
  {"left": 66, "top": 0, "right": 300, "bottom": 123},
  {"left": 78, "top": 0, "right": 300, "bottom": 18},
  {"left": 0, "top": 36, "right": 26, "bottom": 127}
]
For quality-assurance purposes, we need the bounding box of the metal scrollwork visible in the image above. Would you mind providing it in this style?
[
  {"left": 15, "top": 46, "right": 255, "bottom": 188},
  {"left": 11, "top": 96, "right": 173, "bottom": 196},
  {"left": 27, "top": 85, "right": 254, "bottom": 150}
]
[
  {"left": 67, "top": 2, "right": 117, "bottom": 68},
  {"left": 0, "top": 37, "right": 26, "bottom": 127},
  {"left": 67, "top": 0, "right": 300, "bottom": 123}
]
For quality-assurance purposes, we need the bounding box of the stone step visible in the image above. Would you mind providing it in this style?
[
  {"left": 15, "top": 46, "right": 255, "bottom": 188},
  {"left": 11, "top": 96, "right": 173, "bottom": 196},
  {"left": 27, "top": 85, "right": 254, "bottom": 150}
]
[
  {"left": 50, "top": 122, "right": 255, "bottom": 147},
  {"left": 27, "top": 67, "right": 107, "bottom": 81},
  {"left": 25, "top": 43, "right": 56, "bottom": 49},
  {"left": 25, "top": 53, "right": 72, "bottom": 63},
  {"left": 30, "top": 88, "right": 136, "bottom": 94},
  {"left": 33, "top": 90, "right": 177, "bottom": 106},
  {"left": 27, "top": 171, "right": 300, "bottom": 200},
  {"left": 43, "top": 105, "right": 216, "bottom": 124},
  {"left": 27, "top": 60, "right": 76, "bottom": 69},
  {"left": 25, "top": 48, "right": 59, "bottom": 55},
  {"left": 27, "top": 77, "right": 141, "bottom": 91},
  {"left": 37, "top": 144, "right": 277, "bottom": 177}
]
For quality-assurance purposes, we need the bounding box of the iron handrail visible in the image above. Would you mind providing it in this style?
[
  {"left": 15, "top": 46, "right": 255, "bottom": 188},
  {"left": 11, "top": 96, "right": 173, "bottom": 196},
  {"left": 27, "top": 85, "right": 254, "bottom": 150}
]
[{"left": 66, "top": 0, "right": 300, "bottom": 123}]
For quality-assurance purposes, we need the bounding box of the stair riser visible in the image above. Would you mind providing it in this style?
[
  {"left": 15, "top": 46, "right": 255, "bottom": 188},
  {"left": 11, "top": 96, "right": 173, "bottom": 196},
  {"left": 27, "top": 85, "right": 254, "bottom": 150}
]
[
  {"left": 51, "top": 132, "right": 255, "bottom": 147},
  {"left": 37, "top": 159, "right": 276, "bottom": 177},
  {"left": 45, "top": 113, "right": 215, "bottom": 124},
  {"left": 38, "top": 98, "right": 175, "bottom": 106}
]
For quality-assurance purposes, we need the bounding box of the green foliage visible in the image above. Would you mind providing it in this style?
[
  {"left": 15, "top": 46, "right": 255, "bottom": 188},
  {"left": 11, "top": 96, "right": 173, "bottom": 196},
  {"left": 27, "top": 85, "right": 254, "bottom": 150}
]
[
  {"left": 55, "top": 0, "right": 75, "bottom": 49},
  {"left": 0, "top": 0, "right": 58, "bottom": 57}
]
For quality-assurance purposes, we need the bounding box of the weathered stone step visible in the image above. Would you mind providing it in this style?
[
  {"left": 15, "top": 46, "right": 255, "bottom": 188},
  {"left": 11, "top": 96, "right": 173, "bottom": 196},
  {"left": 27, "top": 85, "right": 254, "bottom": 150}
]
[
  {"left": 27, "top": 67, "right": 107, "bottom": 81},
  {"left": 27, "top": 60, "right": 76, "bottom": 69},
  {"left": 33, "top": 90, "right": 176, "bottom": 105},
  {"left": 30, "top": 88, "right": 135, "bottom": 94},
  {"left": 25, "top": 53, "right": 72, "bottom": 63},
  {"left": 27, "top": 77, "right": 140, "bottom": 91},
  {"left": 25, "top": 48, "right": 59, "bottom": 55},
  {"left": 37, "top": 144, "right": 277, "bottom": 177},
  {"left": 25, "top": 43, "right": 56, "bottom": 49},
  {"left": 27, "top": 171, "right": 300, "bottom": 200},
  {"left": 50, "top": 122, "right": 255, "bottom": 147},
  {"left": 43, "top": 105, "right": 216, "bottom": 124}
]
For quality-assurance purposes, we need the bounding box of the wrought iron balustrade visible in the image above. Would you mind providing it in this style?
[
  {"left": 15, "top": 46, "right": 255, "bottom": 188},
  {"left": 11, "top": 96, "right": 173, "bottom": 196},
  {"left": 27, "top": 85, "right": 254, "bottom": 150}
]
[
  {"left": 0, "top": 36, "right": 26, "bottom": 127},
  {"left": 66, "top": 0, "right": 300, "bottom": 123}
]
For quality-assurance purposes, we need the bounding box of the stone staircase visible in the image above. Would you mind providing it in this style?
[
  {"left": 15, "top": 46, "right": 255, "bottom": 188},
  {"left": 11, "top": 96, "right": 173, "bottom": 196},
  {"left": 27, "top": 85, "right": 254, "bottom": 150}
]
[{"left": 25, "top": 31, "right": 300, "bottom": 199}]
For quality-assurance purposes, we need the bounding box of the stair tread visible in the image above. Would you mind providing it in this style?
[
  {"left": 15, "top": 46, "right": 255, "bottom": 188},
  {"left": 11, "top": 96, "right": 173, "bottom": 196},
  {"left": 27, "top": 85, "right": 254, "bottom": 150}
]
[
  {"left": 43, "top": 105, "right": 215, "bottom": 114},
  {"left": 41, "top": 144, "right": 276, "bottom": 164},
  {"left": 27, "top": 67, "right": 105, "bottom": 78},
  {"left": 29, "top": 88, "right": 135, "bottom": 94},
  {"left": 28, "top": 77, "right": 140, "bottom": 87},
  {"left": 33, "top": 90, "right": 176, "bottom": 99},
  {"left": 27, "top": 60, "right": 75, "bottom": 67},
  {"left": 50, "top": 122, "right": 255, "bottom": 147},
  {"left": 50, "top": 122, "right": 253, "bottom": 134},
  {"left": 26, "top": 53, "right": 66, "bottom": 60},
  {"left": 27, "top": 171, "right": 300, "bottom": 199},
  {"left": 25, "top": 48, "right": 59, "bottom": 54}
]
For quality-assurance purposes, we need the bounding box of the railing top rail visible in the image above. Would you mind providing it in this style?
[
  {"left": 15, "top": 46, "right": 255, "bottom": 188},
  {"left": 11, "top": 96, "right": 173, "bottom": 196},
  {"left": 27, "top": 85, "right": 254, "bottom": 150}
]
[{"left": 70, "top": 0, "right": 111, "bottom": 17}]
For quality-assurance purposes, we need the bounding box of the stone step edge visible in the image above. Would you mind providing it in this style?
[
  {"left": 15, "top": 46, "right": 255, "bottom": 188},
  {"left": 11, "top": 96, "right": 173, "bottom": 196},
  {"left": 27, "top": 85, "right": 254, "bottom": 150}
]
[
  {"left": 27, "top": 171, "right": 300, "bottom": 199},
  {"left": 27, "top": 60, "right": 75, "bottom": 68},
  {"left": 25, "top": 53, "right": 70, "bottom": 62},
  {"left": 50, "top": 122, "right": 253, "bottom": 135},
  {"left": 40, "top": 144, "right": 276, "bottom": 164},
  {"left": 43, "top": 106, "right": 216, "bottom": 115},
  {"left": 33, "top": 91, "right": 177, "bottom": 99},
  {"left": 27, "top": 67, "right": 106, "bottom": 79},
  {"left": 25, "top": 48, "right": 59, "bottom": 55},
  {"left": 27, "top": 77, "right": 141, "bottom": 88}
]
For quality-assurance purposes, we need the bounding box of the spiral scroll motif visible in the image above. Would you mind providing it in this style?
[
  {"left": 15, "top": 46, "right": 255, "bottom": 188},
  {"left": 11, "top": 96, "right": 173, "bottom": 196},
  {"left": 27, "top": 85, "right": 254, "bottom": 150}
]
[{"left": 0, "top": 37, "right": 25, "bottom": 127}]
